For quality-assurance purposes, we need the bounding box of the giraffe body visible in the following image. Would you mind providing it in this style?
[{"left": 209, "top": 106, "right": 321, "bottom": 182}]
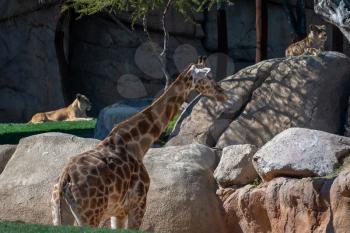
[{"left": 51, "top": 57, "right": 227, "bottom": 229}]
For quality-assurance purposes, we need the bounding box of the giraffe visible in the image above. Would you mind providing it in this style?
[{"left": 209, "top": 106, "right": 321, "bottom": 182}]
[{"left": 51, "top": 56, "right": 228, "bottom": 230}]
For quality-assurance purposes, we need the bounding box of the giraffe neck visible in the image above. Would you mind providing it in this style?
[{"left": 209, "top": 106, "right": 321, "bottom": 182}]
[{"left": 100, "top": 68, "right": 192, "bottom": 160}]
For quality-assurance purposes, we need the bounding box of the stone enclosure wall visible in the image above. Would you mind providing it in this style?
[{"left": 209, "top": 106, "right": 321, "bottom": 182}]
[{"left": 0, "top": 0, "right": 348, "bottom": 122}]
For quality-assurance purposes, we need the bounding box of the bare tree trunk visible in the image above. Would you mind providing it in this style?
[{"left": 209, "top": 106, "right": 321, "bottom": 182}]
[
  {"left": 314, "top": 0, "right": 350, "bottom": 43},
  {"left": 142, "top": 0, "right": 173, "bottom": 91},
  {"left": 256, "top": 0, "right": 268, "bottom": 62}
]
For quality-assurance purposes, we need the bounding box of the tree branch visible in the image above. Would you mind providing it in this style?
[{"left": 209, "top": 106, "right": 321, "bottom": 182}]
[{"left": 142, "top": 13, "right": 171, "bottom": 90}]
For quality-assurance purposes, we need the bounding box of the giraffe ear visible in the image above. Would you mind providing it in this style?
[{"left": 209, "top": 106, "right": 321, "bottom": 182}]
[
  {"left": 202, "top": 56, "right": 208, "bottom": 66},
  {"left": 309, "top": 24, "right": 316, "bottom": 31}
]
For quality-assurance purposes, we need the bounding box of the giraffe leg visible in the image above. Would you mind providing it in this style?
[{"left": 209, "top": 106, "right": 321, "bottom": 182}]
[
  {"left": 127, "top": 205, "right": 146, "bottom": 230},
  {"left": 116, "top": 215, "right": 128, "bottom": 229}
]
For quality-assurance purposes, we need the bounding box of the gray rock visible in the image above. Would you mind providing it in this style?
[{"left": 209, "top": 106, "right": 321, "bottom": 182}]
[
  {"left": 167, "top": 58, "right": 284, "bottom": 147},
  {"left": 253, "top": 128, "right": 350, "bottom": 181},
  {"left": 217, "top": 52, "right": 350, "bottom": 148},
  {"left": 94, "top": 98, "right": 153, "bottom": 140},
  {"left": 345, "top": 96, "right": 350, "bottom": 137},
  {"left": 168, "top": 52, "right": 350, "bottom": 148},
  {"left": 0, "top": 145, "right": 16, "bottom": 174},
  {"left": 0, "top": 4, "right": 65, "bottom": 122},
  {"left": 214, "top": 145, "right": 258, "bottom": 187},
  {"left": 142, "top": 144, "right": 227, "bottom": 233},
  {"left": 0, "top": 133, "right": 100, "bottom": 224}
]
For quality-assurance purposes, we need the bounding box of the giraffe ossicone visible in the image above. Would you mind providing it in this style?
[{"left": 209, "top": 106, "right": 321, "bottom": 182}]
[{"left": 51, "top": 56, "right": 228, "bottom": 230}]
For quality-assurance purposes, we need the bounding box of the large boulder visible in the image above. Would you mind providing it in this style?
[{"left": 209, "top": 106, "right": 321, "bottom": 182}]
[
  {"left": 214, "top": 145, "right": 258, "bottom": 187},
  {"left": 253, "top": 128, "right": 350, "bottom": 181},
  {"left": 168, "top": 52, "right": 350, "bottom": 148},
  {"left": 0, "top": 3, "right": 65, "bottom": 123},
  {"left": 167, "top": 58, "right": 279, "bottom": 147},
  {"left": 0, "top": 144, "right": 16, "bottom": 174},
  {"left": 0, "top": 133, "right": 100, "bottom": 224},
  {"left": 219, "top": 177, "right": 336, "bottom": 233},
  {"left": 94, "top": 98, "right": 153, "bottom": 140},
  {"left": 141, "top": 144, "right": 228, "bottom": 233}
]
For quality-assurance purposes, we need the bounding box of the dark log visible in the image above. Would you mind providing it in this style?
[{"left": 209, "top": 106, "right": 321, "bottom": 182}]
[{"left": 256, "top": 0, "right": 268, "bottom": 62}]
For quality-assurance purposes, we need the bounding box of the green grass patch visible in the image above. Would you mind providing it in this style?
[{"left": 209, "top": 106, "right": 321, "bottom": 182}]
[
  {"left": 0, "top": 120, "right": 96, "bottom": 145},
  {"left": 157, "top": 114, "right": 180, "bottom": 146},
  {"left": 250, "top": 177, "right": 263, "bottom": 187},
  {"left": 325, "top": 156, "right": 350, "bottom": 178},
  {"left": 0, "top": 221, "right": 144, "bottom": 233}
]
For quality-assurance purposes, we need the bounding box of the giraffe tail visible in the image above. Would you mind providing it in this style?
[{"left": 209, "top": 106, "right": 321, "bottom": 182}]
[
  {"left": 52, "top": 166, "right": 85, "bottom": 226},
  {"left": 52, "top": 167, "right": 70, "bottom": 226}
]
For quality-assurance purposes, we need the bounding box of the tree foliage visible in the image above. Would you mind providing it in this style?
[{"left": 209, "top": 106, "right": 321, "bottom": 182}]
[{"left": 62, "top": 0, "right": 232, "bottom": 24}]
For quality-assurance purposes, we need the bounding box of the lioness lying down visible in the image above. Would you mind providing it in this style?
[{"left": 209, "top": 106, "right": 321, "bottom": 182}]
[{"left": 29, "top": 94, "right": 92, "bottom": 123}]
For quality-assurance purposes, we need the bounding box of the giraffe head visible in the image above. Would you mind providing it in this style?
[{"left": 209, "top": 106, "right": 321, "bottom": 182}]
[{"left": 187, "top": 56, "right": 228, "bottom": 102}]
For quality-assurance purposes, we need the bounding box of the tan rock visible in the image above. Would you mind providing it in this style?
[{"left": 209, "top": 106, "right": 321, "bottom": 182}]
[
  {"left": 220, "top": 177, "right": 334, "bottom": 233},
  {"left": 330, "top": 167, "right": 350, "bottom": 232},
  {"left": 142, "top": 144, "right": 228, "bottom": 233}
]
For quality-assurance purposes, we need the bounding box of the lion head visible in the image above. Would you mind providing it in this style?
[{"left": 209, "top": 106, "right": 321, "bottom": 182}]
[{"left": 76, "top": 93, "right": 92, "bottom": 112}]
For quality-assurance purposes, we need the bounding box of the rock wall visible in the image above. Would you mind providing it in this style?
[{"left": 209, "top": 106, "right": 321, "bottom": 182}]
[
  {"left": 1, "top": 0, "right": 349, "bottom": 123},
  {"left": 68, "top": 11, "right": 206, "bottom": 116},
  {"left": 0, "top": 2, "right": 65, "bottom": 123}
]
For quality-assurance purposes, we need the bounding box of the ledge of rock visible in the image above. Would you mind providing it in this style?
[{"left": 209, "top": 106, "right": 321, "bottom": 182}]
[{"left": 253, "top": 128, "right": 350, "bottom": 181}]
